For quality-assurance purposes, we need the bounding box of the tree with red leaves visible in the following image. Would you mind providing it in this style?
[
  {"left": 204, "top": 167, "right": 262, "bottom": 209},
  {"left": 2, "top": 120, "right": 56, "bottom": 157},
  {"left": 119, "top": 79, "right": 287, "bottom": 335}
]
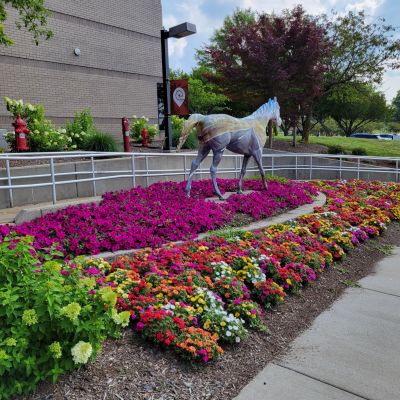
[{"left": 204, "top": 6, "right": 332, "bottom": 143}]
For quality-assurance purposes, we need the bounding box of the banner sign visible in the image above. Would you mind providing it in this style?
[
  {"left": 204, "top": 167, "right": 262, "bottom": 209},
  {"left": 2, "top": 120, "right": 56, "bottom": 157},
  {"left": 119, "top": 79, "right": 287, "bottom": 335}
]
[{"left": 171, "top": 79, "right": 189, "bottom": 116}]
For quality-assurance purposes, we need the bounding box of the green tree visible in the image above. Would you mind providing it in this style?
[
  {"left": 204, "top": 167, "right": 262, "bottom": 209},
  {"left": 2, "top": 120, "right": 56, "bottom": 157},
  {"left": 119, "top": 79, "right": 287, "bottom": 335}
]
[
  {"left": 196, "top": 8, "right": 256, "bottom": 117},
  {"left": 171, "top": 66, "right": 229, "bottom": 114},
  {"left": 317, "top": 84, "right": 389, "bottom": 136},
  {"left": 323, "top": 12, "right": 400, "bottom": 91},
  {"left": 197, "top": 8, "right": 256, "bottom": 68},
  {"left": 392, "top": 91, "right": 400, "bottom": 122},
  {"left": 0, "top": 0, "right": 52, "bottom": 46}
]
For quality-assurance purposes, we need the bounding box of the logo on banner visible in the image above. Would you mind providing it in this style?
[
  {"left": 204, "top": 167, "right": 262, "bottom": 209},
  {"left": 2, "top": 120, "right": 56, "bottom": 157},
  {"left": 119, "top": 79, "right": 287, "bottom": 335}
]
[{"left": 173, "top": 87, "right": 186, "bottom": 108}]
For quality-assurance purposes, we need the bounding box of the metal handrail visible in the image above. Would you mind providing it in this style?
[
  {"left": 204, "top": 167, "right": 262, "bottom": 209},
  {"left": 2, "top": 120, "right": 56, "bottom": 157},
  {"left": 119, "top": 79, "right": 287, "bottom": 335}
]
[{"left": 1, "top": 151, "right": 399, "bottom": 208}]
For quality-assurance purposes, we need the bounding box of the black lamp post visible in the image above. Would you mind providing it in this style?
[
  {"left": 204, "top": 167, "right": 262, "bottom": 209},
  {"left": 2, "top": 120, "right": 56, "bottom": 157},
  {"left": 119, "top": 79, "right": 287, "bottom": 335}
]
[{"left": 161, "top": 22, "right": 196, "bottom": 151}]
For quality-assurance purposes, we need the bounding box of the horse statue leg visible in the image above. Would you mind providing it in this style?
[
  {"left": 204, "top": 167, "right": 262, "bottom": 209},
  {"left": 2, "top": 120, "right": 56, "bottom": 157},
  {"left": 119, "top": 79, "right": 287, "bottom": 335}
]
[
  {"left": 185, "top": 144, "right": 211, "bottom": 197},
  {"left": 237, "top": 155, "right": 250, "bottom": 194},
  {"left": 252, "top": 148, "right": 268, "bottom": 190},
  {"left": 210, "top": 149, "right": 225, "bottom": 200}
]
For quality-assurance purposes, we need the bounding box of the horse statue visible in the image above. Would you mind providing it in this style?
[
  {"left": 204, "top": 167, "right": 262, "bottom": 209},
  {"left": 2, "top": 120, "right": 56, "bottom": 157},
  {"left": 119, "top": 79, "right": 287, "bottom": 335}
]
[{"left": 177, "top": 97, "right": 282, "bottom": 200}]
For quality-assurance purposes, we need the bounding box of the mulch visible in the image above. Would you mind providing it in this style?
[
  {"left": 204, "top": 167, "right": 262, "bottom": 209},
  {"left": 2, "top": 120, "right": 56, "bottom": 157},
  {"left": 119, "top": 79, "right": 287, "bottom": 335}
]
[{"left": 22, "top": 222, "right": 400, "bottom": 400}]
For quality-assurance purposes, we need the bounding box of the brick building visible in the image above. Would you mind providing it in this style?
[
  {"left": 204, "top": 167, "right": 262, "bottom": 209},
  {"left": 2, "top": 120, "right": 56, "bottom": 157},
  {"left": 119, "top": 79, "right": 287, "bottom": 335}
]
[{"left": 0, "top": 0, "right": 163, "bottom": 139}]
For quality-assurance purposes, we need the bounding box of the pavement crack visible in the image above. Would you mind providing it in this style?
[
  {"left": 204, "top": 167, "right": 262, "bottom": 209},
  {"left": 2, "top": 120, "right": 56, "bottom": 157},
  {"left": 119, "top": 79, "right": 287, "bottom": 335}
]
[
  {"left": 360, "top": 287, "right": 400, "bottom": 299},
  {"left": 272, "top": 362, "right": 373, "bottom": 400}
]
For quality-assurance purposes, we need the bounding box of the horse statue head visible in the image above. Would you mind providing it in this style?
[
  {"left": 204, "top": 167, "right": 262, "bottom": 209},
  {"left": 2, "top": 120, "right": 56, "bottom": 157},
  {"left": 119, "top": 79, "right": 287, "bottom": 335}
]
[
  {"left": 245, "top": 97, "right": 282, "bottom": 127},
  {"left": 270, "top": 97, "right": 282, "bottom": 127}
]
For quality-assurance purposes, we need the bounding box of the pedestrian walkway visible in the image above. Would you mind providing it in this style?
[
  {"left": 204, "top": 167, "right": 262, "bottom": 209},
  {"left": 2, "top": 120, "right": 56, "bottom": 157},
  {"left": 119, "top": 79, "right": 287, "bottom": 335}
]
[{"left": 234, "top": 247, "right": 400, "bottom": 400}]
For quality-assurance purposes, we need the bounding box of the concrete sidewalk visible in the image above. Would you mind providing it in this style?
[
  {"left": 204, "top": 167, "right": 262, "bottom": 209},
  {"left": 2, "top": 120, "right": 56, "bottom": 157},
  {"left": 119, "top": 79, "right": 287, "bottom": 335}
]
[{"left": 235, "top": 247, "right": 400, "bottom": 400}]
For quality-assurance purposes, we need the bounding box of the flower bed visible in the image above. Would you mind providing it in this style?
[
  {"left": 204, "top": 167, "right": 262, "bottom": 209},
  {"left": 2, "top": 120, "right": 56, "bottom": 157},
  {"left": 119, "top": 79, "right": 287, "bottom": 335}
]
[
  {"left": 75, "top": 180, "right": 400, "bottom": 362},
  {"left": 2, "top": 179, "right": 400, "bottom": 399},
  {"left": 0, "top": 179, "right": 316, "bottom": 256}
]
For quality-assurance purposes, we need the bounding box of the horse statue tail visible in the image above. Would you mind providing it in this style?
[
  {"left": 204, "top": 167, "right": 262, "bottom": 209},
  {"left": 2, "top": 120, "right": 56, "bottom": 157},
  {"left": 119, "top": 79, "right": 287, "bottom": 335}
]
[{"left": 177, "top": 114, "right": 203, "bottom": 151}]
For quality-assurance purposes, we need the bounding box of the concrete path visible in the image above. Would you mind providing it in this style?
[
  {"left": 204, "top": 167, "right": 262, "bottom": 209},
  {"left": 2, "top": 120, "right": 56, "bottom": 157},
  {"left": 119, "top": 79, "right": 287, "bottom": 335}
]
[
  {"left": 0, "top": 196, "right": 101, "bottom": 225},
  {"left": 234, "top": 247, "right": 400, "bottom": 400}
]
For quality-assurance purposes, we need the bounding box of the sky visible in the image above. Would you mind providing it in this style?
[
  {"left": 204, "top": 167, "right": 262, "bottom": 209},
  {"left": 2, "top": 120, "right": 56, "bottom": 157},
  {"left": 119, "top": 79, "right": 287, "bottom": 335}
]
[{"left": 161, "top": 0, "right": 400, "bottom": 102}]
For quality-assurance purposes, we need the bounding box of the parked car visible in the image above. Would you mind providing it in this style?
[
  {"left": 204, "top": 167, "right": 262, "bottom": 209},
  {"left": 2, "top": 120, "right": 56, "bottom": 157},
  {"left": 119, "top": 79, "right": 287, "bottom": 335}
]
[{"left": 350, "top": 133, "right": 393, "bottom": 140}]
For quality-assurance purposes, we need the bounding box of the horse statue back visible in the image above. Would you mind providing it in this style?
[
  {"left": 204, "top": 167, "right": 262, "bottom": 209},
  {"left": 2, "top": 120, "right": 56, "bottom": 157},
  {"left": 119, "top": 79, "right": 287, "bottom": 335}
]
[{"left": 178, "top": 97, "right": 282, "bottom": 199}]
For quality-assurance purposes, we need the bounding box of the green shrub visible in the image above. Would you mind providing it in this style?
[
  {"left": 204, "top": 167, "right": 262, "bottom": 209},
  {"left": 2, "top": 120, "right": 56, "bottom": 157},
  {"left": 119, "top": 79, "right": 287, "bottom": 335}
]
[
  {"left": 327, "top": 144, "right": 346, "bottom": 154},
  {"left": 65, "top": 109, "right": 94, "bottom": 149},
  {"left": 0, "top": 236, "right": 125, "bottom": 399},
  {"left": 171, "top": 115, "right": 198, "bottom": 149},
  {"left": 81, "top": 130, "right": 118, "bottom": 152},
  {"left": 130, "top": 116, "right": 158, "bottom": 143},
  {"left": 351, "top": 147, "right": 367, "bottom": 156}
]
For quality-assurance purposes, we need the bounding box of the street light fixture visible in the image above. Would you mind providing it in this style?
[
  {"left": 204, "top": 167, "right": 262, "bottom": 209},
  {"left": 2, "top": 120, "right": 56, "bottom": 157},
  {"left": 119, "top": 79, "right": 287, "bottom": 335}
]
[{"left": 161, "top": 22, "right": 197, "bottom": 151}]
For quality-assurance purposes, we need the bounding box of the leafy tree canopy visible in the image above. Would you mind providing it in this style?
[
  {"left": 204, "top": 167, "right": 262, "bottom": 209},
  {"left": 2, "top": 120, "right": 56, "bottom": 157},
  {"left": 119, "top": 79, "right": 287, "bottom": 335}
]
[
  {"left": 0, "top": 0, "right": 52, "bottom": 46},
  {"left": 391, "top": 90, "right": 400, "bottom": 122},
  {"left": 316, "top": 84, "right": 389, "bottom": 136},
  {"left": 322, "top": 11, "right": 400, "bottom": 91}
]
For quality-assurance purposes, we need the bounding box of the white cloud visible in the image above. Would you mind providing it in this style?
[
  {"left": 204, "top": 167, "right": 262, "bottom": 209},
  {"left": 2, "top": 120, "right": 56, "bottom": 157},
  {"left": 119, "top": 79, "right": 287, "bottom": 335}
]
[
  {"left": 381, "top": 70, "right": 400, "bottom": 102},
  {"left": 168, "top": 37, "right": 188, "bottom": 59},
  {"left": 345, "top": 0, "right": 384, "bottom": 14},
  {"left": 239, "top": 0, "right": 327, "bottom": 14}
]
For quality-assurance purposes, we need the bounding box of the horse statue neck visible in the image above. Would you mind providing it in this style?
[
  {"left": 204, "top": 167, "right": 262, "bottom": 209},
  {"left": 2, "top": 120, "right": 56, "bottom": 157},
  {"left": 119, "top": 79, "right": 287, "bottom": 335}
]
[{"left": 242, "top": 101, "right": 275, "bottom": 127}]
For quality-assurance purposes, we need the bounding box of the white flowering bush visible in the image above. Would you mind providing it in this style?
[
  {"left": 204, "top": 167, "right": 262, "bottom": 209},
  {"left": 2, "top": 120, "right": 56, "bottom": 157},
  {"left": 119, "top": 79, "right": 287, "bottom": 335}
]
[
  {"left": 3, "top": 97, "right": 69, "bottom": 151},
  {"left": 130, "top": 115, "right": 158, "bottom": 143},
  {"left": 3, "top": 98, "right": 115, "bottom": 152},
  {"left": 65, "top": 108, "right": 94, "bottom": 149}
]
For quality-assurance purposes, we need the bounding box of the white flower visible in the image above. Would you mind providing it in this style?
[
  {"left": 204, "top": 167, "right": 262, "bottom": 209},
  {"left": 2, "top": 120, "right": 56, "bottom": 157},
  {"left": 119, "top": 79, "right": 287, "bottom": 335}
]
[
  {"left": 71, "top": 341, "right": 92, "bottom": 364},
  {"left": 235, "top": 337, "right": 241, "bottom": 343},
  {"left": 225, "top": 330, "right": 232, "bottom": 337}
]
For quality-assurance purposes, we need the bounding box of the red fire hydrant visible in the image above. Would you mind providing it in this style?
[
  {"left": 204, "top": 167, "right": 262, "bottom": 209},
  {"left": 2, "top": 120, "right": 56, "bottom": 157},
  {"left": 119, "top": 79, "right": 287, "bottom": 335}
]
[
  {"left": 13, "top": 113, "right": 30, "bottom": 152},
  {"left": 141, "top": 128, "right": 149, "bottom": 147},
  {"left": 122, "top": 117, "right": 131, "bottom": 152}
]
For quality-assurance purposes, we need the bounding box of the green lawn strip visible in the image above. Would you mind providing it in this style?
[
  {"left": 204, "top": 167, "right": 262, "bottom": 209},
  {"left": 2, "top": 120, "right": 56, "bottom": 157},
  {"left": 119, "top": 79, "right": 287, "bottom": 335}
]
[{"left": 276, "top": 135, "right": 400, "bottom": 157}]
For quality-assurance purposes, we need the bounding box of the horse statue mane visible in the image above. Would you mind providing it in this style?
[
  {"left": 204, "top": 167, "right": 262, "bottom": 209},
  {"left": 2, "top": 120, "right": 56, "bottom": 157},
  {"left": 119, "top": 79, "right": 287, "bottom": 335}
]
[{"left": 177, "top": 97, "right": 282, "bottom": 200}]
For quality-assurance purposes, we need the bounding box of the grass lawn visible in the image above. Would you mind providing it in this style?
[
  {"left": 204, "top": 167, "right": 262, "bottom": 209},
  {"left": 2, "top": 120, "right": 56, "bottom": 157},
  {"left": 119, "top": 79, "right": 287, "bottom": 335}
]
[{"left": 276, "top": 134, "right": 400, "bottom": 157}]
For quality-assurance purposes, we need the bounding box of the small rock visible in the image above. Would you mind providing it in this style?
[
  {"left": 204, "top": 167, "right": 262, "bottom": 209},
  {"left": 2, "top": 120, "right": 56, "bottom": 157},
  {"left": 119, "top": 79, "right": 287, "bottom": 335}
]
[{"left": 143, "top": 383, "right": 155, "bottom": 392}]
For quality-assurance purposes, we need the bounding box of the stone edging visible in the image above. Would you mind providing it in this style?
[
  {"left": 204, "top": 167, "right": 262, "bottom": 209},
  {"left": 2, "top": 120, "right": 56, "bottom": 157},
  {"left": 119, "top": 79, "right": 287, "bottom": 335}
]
[{"left": 90, "top": 192, "right": 327, "bottom": 262}]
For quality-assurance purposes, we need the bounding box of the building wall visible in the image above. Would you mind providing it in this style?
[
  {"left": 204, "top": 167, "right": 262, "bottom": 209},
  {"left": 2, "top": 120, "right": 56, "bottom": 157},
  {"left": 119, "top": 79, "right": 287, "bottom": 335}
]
[{"left": 0, "top": 0, "right": 163, "bottom": 139}]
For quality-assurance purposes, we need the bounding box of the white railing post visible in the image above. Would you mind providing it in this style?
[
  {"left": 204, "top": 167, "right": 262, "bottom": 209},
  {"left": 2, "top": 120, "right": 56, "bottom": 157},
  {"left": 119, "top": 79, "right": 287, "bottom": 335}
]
[
  {"left": 357, "top": 158, "right": 360, "bottom": 180},
  {"left": 295, "top": 155, "right": 298, "bottom": 181},
  {"left": 131, "top": 154, "right": 136, "bottom": 187},
  {"left": 145, "top": 155, "right": 149, "bottom": 187},
  {"left": 309, "top": 155, "right": 313, "bottom": 180},
  {"left": 271, "top": 156, "right": 275, "bottom": 176},
  {"left": 50, "top": 157, "right": 57, "bottom": 204},
  {"left": 183, "top": 154, "right": 187, "bottom": 180},
  {"left": 397, "top": 160, "right": 399, "bottom": 183},
  {"left": 5, "top": 158, "right": 13, "bottom": 208},
  {"left": 91, "top": 156, "right": 97, "bottom": 196},
  {"left": 339, "top": 156, "right": 342, "bottom": 180}
]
